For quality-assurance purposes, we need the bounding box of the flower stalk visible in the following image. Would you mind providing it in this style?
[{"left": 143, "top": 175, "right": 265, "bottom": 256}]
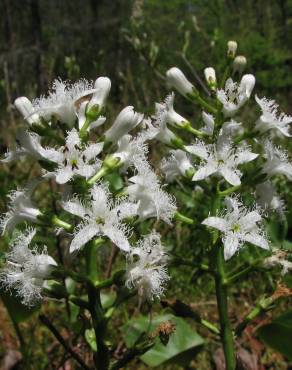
[{"left": 213, "top": 244, "right": 236, "bottom": 370}]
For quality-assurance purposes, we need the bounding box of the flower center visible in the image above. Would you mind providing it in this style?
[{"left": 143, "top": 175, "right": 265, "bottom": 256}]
[
  {"left": 231, "top": 223, "right": 241, "bottom": 232},
  {"left": 70, "top": 158, "right": 79, "bottom": 170},
  {"left": 96, "top": 217, "right": 105, "bottom": 225}
]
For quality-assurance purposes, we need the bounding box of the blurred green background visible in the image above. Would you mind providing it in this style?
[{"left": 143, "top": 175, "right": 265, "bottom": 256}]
[{"left": 0, "top": 1, "right": 292, "bottom": 369}]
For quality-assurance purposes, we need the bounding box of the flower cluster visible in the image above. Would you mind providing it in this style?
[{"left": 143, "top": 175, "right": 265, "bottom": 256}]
[
  {"left": 158, "top": 43, "right": 292, "bottom": 263},
  {"left": 1, "top": 76, "right": 174, "bottom": 305}
]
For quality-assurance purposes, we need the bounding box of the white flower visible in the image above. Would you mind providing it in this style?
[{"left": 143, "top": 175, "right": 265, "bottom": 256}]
[
  {"left": 233, "top": 56, "right": 247, "bottom": 74},
  {"left": 77, "top": 101, "right": 106, "bottom": 131},
  {"left": 62, "top": 182, "right": 137, "bottom": 253},
  {"left": 14, "top": 97, "right": 40, "bottom": 126},
  {"left": 204, "top": 67, "right": 216, "bottom": 88},
  {"left": 227, "top": 41, "right": 237, "bottom": 58},
  {"left": 40, "top": 128, "right": 103, "bottom": 184},
  {"left": 104, "top": 106, "right": 144, "bottom": 143},
  {"left": 126, "top": 231, "right": 169, "bottom": 300},
  {"left": 155, "top": 92, "right": 189, "bottom": 129},
  {"left": 166, "top": 67, "right": 195, "bottom": 97},
  {"left": 152, "top": 106, "right": 178, "bottom": 145},
  {"left": 160, "top": 150, "right": 194, "bottom": 182},
  {"left": 262, "top": 141, "right": 292, "bottom": 180},
  {"left": 217, "top": 74, "right": 255, "bottom": 117},
  {"left": 88, "top": 77, "right": 111, "bottom": 110},
  {"left": 202, "top": 196, "right": 269, "bottom": 260},
  {"left": 186, "top": 138, "right": 258, "bottom": 186},
  {"left": 1, "top": 129, "right": 45, "bottom": 163},
  {"left": 126, "top": 157, "right": 177, "bottom": 223},
  {"left": 109, "top": 119, "right": 157, "bottom": 172},
  {"left": 201, "top": 111, "right": 215, "bottom": 136},
  {"left": 255, "top": 95, "right": 292, "bottom": 137},
  {"left": 32, "top": 79, "right": 96, "bottom": 126},
  {"left": 0, "top": 228, "right": 57, "bottom": 306},
  {"left": 1, "top": 182, "right": 42, "bottom": 234},
  {"left": 256, "top": 181, "right": 285, "bottom": 214},
  {"left": 264, "top": 250, "right": 292, "bottom": 275}
]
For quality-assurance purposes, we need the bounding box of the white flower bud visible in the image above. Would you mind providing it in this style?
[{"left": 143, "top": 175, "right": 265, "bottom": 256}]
[
  {"left": 104, "top": 106, "right": 144, "bottom": 143},
  {"left": 88, "top": 77, "right": 111, "bottom": 110},
  {"left": 14, "top": 97, "right": 40, "bottom": 125},
  {"left": 166, "top": 67, "right": 194, "bottom": 97},
  {"left": 233, "top": 56, "right": 247, "bottom": 74},
  {"left": 227, "top": 40, "right": 237, "bottom": 58},
  {"left": 240, "top": 74, "right": 255, "bottom": 99},
  {"left": 204, "top": 67, "right": 217, "bottom": 89}
]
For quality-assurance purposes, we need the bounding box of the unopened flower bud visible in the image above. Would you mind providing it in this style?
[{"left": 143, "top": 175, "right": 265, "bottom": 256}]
[
  {"left": 227, "top": 40, "right": 237, "bottom": 58},
  {"left": 233, "top": 55, "right": 247, "bottom": 74},
  {"left": 14, "top": 97, "right": 40, "bottom": 126},
  {"left": 88, "top": 77, "right": 111, "bottom": 111},
  {"left": 104, "top": 106, "right": 143, "bottom": 143},
  {"left": 204, "top": 67, "right": 217, "bottom": 90},
  {"left": 240, "top": 74, "right": 256, "bottom": 99},
  {"left": 166, "top": 67, "right": 195, "bottom": 97}
]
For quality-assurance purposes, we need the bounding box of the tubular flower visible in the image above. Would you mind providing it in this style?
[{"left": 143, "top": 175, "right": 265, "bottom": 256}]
[
  {"left": 255, "top": 95, "right": 292, "bottom": 137},
  {"left": 104, "top": 106, "right": 144, "bottom": 143},
  {"left": 201, "top": 111, "right": 215, "bottom": 136},
  {"left": 1, "top": 129, "right": 44, "bottom": 163},
  {"left": 126, "top": 158, "right": 177, "bottom": 224},
  {"left": 0, "top": 228, "right": 57, "bottom": 306},
  {"left": 202, "top": 196, "right": 269, "bottom": 260},
  {"left": 14, "top": 97, "right": 41, "bottom": 126},
  {"left": 40, "top": 128, "right": 103, "bottom": 184},
  {"left": 32, "top": 78, "right": 97, "bottom": 126},
  {"left": 166, "top": 67, "right": 195, "bottom": 97},
  {"left": 1, "top": 182, "right": 42, "bottom": 234},
  {"left": 62, "top": 183, "right": 138, "bottom": 253},
  {"left": 155, "top": 93, "right": 189, "bottom": 128},
  {"left": 186, "top": 138, "right": 258, "bottom": 186},
  {"left": 88, "top": 77, "right": 111, "bottom": 111},
  {"left": 262, "top": 141, "right": 292, "bottom": 180},
  {"left": 126, "top": 231, "right": 169, "bottom": 300},
  {"left": 160, "top": 149, "right": 194, "bottom": 182},
  {"left": 217, "top": 74, "right": 255, "bottom": 117}
]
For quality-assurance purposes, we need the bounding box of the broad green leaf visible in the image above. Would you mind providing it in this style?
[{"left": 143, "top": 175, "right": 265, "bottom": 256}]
[
  {"left": 123, "top": 313, "right": 204, "bottom": 367},
  {"left": 257, "top": 310, "right": 292, "bottom": 360},
  {"left": 0, "top": 288, "right": 40, "bottom": 324},
  {"left": 85, "top": 329, "right": 97, "bottom": 352}
]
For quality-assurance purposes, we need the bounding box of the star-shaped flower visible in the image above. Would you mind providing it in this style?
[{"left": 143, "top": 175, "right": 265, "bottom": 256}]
[
  {"left": 255, "top": 95, "right": 292, "bottom": 137},
  {"left": 202, "top": 196, "right": 269, "bottom": 260},
  {"left": 186, "top": 138, "right": 258, "bottom": 186},
  {"left": 126, "top": 231, "right": 169, "bottom": 300},
  {"left": 40, "top": 129, "right": 103, "bottom": 184},
  {"left": 62, "top": 182, "right": 138, "bottom": 253},
  {"left": 0, "top": 228, "right": 57, "bottom": 306}
]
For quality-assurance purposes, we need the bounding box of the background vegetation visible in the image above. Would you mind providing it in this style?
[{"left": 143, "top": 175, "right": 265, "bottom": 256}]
[{"left": 1, "top": 0, "right": 292, "bottom": 369}]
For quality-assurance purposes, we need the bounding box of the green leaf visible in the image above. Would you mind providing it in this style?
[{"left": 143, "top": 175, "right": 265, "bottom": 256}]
[
  {"left": 100, "top": 292, "right": 116, "bottom": 309},
  {"left": 85, "top": 328, "right": 97, "bottom": 352},
  {"left": 123, "top": 313, "right": 204, "bottom": 367},
  {"left": 0, "top": 288, "right": 40, "bottom": 324},
  {"left": 257, "top": 310, "right": 292, "bottom": 360},
  {"left": 104, "top": 172, "right": 124, "bottom": 192}
]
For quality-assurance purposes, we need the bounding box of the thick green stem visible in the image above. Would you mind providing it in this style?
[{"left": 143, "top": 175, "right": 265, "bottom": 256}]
[
  {"left": 51, "top": 215, "right": 73, "bottom": 232},
  {"left": 85, "top": 243, "right": 109, "bottom": 370},
  {"left": 214, "top": 246, "right": 236, "bottom": 370},
  {"left": 87, "top": 284, "right": 109, "bottom": 370}
]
